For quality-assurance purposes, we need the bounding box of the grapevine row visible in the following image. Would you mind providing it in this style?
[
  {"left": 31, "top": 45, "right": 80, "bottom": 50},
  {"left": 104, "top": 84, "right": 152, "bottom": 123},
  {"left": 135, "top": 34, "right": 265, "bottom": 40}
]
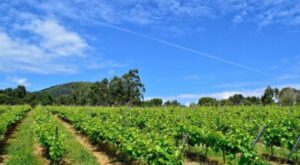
[
  {"left": 47, "top": 106, "right": 300, "bottom": 164},
  {"left": 0, "top": 105, "right": 30, "bottom": 141},
  {"left": 34, "top": 107, "right": 64, "bottom": 162}
]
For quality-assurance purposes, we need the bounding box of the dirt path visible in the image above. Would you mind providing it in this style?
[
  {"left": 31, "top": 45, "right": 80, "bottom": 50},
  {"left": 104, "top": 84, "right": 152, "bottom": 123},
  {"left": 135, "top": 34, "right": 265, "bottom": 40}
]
[
  {"left": 184, "top": 157, "right": 219, "bottom": 165},
  {"left": 32, "top": 133, "right": 50, "bottom": 165},
  {"left": 184, "top": 159, "right": 201, "bottom": 165},
  {"left": 55, "top": 116, "right": 118, "bottom": 165}
]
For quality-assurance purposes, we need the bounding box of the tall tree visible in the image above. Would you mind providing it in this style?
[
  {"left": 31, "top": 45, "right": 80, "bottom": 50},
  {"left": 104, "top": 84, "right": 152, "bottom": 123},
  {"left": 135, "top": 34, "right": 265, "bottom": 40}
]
[
  {"left": 70, "top": 84, "right": 91, "bottom": 105},
  {"left": 14, "top": 85, "right": 27, "bottom": 98},
  {"left": 90, "top": 79, "right": 109, "bottom": 106},
  {"left": 109, "top": 76, "right": 125, "bottom": 105},
  {"left": 261, "top": 86, "right": 275, "bottom": 105},
  {"left": 122, "top": 69, "right": 145, "bottom": 105}
]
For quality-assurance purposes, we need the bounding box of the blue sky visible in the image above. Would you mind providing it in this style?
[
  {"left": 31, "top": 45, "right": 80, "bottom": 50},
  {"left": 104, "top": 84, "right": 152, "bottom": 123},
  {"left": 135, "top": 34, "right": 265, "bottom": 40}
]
[{"left": 1, "top": 0, "right": 300, "bottom": 104}]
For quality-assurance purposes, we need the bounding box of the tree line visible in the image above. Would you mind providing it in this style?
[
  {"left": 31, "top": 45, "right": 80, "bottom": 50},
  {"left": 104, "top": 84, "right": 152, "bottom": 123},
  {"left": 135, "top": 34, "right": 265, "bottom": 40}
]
[
  {"left": 196, "top": 86, "right": 300, "bottom": 106},
  {"left": 0, "top": 69, "right": 300, "bottom": 107},
  {"left": 0, "top": 69, "right": 145, "bottom": 106},
  {"left": 134, "top": 86, "right": 300, "bottom": 107}
]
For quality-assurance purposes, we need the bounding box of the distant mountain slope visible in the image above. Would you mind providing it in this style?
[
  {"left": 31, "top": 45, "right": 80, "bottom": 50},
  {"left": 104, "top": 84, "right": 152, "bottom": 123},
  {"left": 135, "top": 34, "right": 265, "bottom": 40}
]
[{"left": 36, "top": 82, "right": 93, "bottom": 98}]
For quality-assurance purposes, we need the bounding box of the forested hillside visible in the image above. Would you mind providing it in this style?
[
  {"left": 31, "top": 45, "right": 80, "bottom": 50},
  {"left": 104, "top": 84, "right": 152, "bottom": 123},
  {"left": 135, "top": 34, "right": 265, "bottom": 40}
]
[{"left": 36, "top": 82, "right": 93, "bottom": 98}]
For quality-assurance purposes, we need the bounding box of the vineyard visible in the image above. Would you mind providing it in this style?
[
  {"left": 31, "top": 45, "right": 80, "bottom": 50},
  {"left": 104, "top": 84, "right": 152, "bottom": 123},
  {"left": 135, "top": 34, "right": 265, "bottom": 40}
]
[
  {"left": 0, "top": 106, "right": 30, "bottom": 142},
  {"left": 0, "top": 105, "right": 299, "bottom": 165}
]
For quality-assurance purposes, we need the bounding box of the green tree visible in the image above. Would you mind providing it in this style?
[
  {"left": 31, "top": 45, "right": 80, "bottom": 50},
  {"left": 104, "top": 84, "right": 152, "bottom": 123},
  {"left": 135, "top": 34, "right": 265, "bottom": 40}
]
[
  {"left": 90, "top": 79, "right": 109, "bottom": 106},
  {"left": 279, "top": 87, "right": 297, "bottom": 106},
  {"left": 36, "top": 92, "right": 54, "bottom": 105},
  {"left": 108, "top": 69, "right": 145, "bottom": 106},
  {"left": 261, "top": 86, "right": 275, "bottom": 105},
  {"left": 198, "top": 97, "right": 218, "bottom": 106},
  {"left": 70, "top": 85, "right": 91, "bottom": 105},
  {"left": 122, "top": 69, "right": 145, "bottom": 105},
  {"left": 164, "top": 100, "right": 181, "bottom": 106},
  {"left": 3, "top": 88, "right": 14, "bottom": 97},
  {"left": 14, "top": 85, "right": 27, "bottom": 98},
  {"left": 143, "top": 98, "right": 163, "bottom": 106},
  {"left": 228, "top": 94, "right": 244, "bottom": 105},
  {"left": 23, "top": 93, "right": 38, "bottom": 107},
  {"left": 0, "top": 94, "right": 12, "bottom": 105},
  {"left": 244, "top": 96, "right": 261, "bottom": 106},
  {"left": 109, "top": 76, "right": 125, "bottom": 105},
  {"left": 55, "top": 95, "right": 74, "bottom": 105},
  {"left": 218, "top": 99, "right": 232, "bottom": 106}
]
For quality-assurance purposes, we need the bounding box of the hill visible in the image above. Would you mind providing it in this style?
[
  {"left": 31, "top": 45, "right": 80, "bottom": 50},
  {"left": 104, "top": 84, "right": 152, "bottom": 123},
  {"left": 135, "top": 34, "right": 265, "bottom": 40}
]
[{"left": 36, "top": 82, "right": 93, "bottom": 98}]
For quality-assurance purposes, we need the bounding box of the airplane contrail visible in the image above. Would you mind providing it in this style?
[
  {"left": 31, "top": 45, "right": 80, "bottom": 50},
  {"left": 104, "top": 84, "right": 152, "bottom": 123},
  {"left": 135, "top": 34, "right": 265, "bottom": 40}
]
[{"left": 95, "top": 21, "right": 270, "bottom": 76}]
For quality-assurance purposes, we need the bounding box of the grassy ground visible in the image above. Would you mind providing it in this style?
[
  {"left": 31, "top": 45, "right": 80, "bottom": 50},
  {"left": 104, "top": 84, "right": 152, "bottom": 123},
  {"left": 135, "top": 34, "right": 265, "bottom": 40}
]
[
  {"left": 186, "top": 143, "right": 299, "bottom": 165},
  {"left": 4, "top": 108, "right": 99, "bottom": 165},
  {"left": 52, "top": 116, "right": 99, "bottom": 165},
  {"left": 186, "top": 145, "right": 240, "bottom": 164},
  {"left": 255, "top": 143, "right": 300, "bottom": 164},
  {"left": 186, "top": 144, "right": 272, "bottom": 165},
  {"left": 4, "top": 110, "right": 45, "bottom": 165}
]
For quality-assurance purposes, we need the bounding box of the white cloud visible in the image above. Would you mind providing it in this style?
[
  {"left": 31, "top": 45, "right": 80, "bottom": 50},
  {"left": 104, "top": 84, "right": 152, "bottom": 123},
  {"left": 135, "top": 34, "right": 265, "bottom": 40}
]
[
  {"left": 0, "top": 28, "right": 78, "bottom": 74},
  {"left": 0, "top": 4, "right": 130, "bottom": 74},
  {"left": 7, "top": 76, "right": 30, "bottom": 87},
  {"left": 19, "top": 19, "right": 88, "bottom": 57}
]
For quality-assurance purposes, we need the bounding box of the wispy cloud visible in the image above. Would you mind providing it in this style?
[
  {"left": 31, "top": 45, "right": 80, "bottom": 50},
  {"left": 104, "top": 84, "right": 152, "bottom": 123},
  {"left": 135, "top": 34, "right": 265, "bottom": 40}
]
[
  {"left": 35, "top": 0, "right": 216, "bottom": 26},
  {"left": 3, "top": 0, "right": 300, "bottom": 33}
]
